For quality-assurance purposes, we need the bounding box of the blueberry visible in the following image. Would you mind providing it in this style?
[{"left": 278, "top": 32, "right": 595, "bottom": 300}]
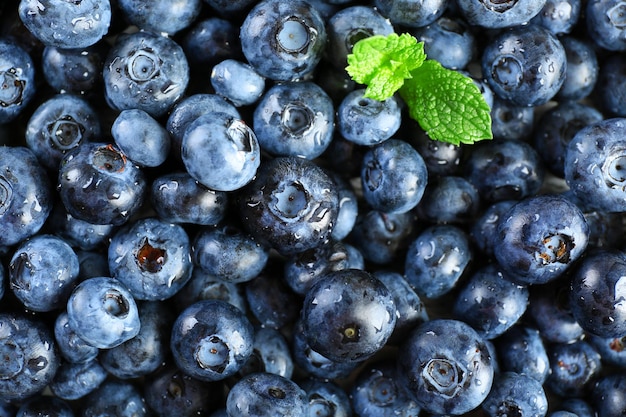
[
  {"left": 546, "top": 340, "right": 602, "bottom": 397},
  {"left": 528, "top": 279, "right": 585, "bottom": 343},
  {"left": 203, "top": 0, "right": 257, "bottom": 16},
  {"left": 328, "top": 172, "right": 358, "bottom": 241},
  {"left": 81, "top": 379, "right": 148, "bottom": 417},
  {"left": 41, "top": 43, "right": 105, "bottom": 96},
  {"left": 18, "top": 0, "right": 111, "bottom": 49},
  {"left": 556, "top": 37, "right": 599, "bottom": 102},
  {"left": 66, "top": 276, "right": 141, "bottom": 349},
  {"left": 417, "top": 176, "right": 481, "bottom": 224},
  {"left": 337, "top": 89, "right": 402, "bottom": 146},
  {"left": 299, "top": 379, "right": 351, "bottom": 417},
  {"left": 325, "top": 5, "right": 394, "bottom": 70},
  {"left": 0, "top": 146, "right": 52, "bottom": 247},
  {"left": 238, "top": 156, "right": 339, "bottom": 255},
  {"left": 9, "top": 233, "right": 80, "bottom": 312},
  {"left": 175, "top": 267, "right": 247, "bottom": 314},
  {"left": 53, "top": 311, "right": 100, "bottom": 364},
  {"left": 0, "top": 313, "right": 60, "bottom": 401},
  {"left": 351, "top": 360, "right": 421, "bottom": 417},
  {"left": 192, "top": 225, "right": 269, "bottom": 284},
  {"left": 361, "top": 138, "right": 428, "bottom": 214},
  {"left": 283, "top": 240, "right": 351, "bottom": 295},
  {"left": 465, "top": 139, "right": 545, "bottom": 202},
  {"left": 597, "top": 54, "right": 626, "bottom": 117},
  {"left": 108, "top": 217, "right": 193, "bottom": 301},
  {"left": 57, "top": 142, "right": 147, "bottom": 226},
  {"left": 240, "top": 0, "right": 327, "bottom": 81},
  {"left": 111, "top": 109, "right": 171, "bottom": 168},
  {"left": 530, "top": 0, "right": 581, "bottom": 34},
  {"left": 494, "top": 324, "right": 550, "bottom": 383},
  {"left": 470, "top": 200, "right": 517, "bottom": 257},
  {"left": 397, "top": 319, "right": 495, "bottom": 415},
  {"left": 591, "top": 374, "right": 626, "bottom": 417},
  {"left": 457, "top": 0, "right": 546, "bottom": 27},
  {"left": 533, "top": 102, "right": 603, "bottom": 178},
  {"left": 291, "top": 320, "right": 360, "bottom": 380},
  {"left": 170, "top": 299, "right": 255, "bottom": 381},
  {"left": 100, "top": 301, "right": 174, "bottom": 379},
  {"left": 0, "top": 39, "right": 36, "bottom": 124},
  {"left": 16, "top": 396, "right": 74, "bottom": 417},
  {"left": 409, "top": 126, "right": 464, "bottom": 176},
  {"left": 373, "top": 270, "right": 429, "bottom": 343},
  {"left": 453, "top": 263, "right": 529, "bottom": 340},
  {"left": 166, "top": 93, "right": 240, "bottom": 158},
  {"left": 490, "top": 98, "right": 535, "bottom": 141},
  {"left": 375, "top": 0, "right": 448, "bottom": 28},
  {"left": 239, "top": 327, "right": 294, "bottom": 379},
  {"left": 49, "top": 358, "right": 108, "bottom": 401},
  {"left": 413, "top": 16, "right": 476, "bottom": 70},
  {"left": 150, "top": 172, "right": 228, "bottom": 226},
  {"left": 253, "top": 81, "right": 334, "bottom": 159},
  {"left": 564, "top": 118, "right": 626, "bottom": 212},
  {"left": 103, "top": 31, "right": 189, "bottom": 118},
  {"left": 182, "top": 112, "right": 260, "bottom": 192},
  {"left": 144, "top": 365, "right": 221, "bottom": 417},
  {"left": 349, "top": 209, "right": 417, "bottom": 265},
  {"left": 300, "top": 269, "right": 397, "bottom": 363},
  {"left": 481, "top": 372, "right": 548, "bottom": 417},
  {"left": 117, "top": 0, "right": 202, "bottom": 35},
  {"left": 494, "top": 194, "right": 589, "bottom": 285},
  {"left": 244, "top": 270, "right": 300, "bottom": 329},
  {"left": 25, "top": 94, "right": 101, "bottom": 170},
  {"left": 404, "top": 224, "right": 472, "bottom": 299},
  {"left": 569, "top": 249, "right": 626, "bottom": 338},
  {"left": 586, "top": 0, "right": 626, "bottom": 51},
  {"left": 211, "top": 59, "right": 265, "bottom": 107},
  {"left": 481, "top": 25, "right": 567, "bottom": 106},
  {"left": 587, "top": 333, "right": 626, "bottom": 368},
  {"left": 182, "top": 17, "right": 242, "bottom": 67}
]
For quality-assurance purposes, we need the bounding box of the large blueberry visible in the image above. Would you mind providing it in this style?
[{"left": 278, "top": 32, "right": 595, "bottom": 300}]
[{"left": 0, "top": 39, "right": 36, "bottom": 124}]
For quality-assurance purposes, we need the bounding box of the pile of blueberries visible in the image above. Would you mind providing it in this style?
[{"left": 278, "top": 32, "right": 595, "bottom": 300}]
[{"left": 2, "top": 0, "right": 626, "bottom": 415}]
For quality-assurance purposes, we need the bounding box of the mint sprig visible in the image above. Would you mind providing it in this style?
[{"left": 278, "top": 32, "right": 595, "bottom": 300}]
[{"left": 345, "top": 33, "right": 493, "bottom": 145}]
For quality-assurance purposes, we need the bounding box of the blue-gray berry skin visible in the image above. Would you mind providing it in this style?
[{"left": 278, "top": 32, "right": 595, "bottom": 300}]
[
  {"left": 301, "top": 269, "right": 397, "bottom": 363},
  {"left": 565, "top": 118, "right": 626, "bottom": 212},
  {"left": 66, "top": 276, "right": 141, "bottom": 349},
  {"left": 226, "top": 372, "right": 309, "bottom": 417},
  {"left": 108, "top": 217, "right": 193, "bottom": 301},
  {"left": 586, "top": 0, "right": 626, "bottom": 51},
  {"left": 174, "top": 267, "right": 248, "bottom": 314},
  {"left": 25, "top": 94, "right": 101, "bottom": 170},
  {"left": 49, "top": 359, "right": 108, "bottom": 401},
  {"left": 192, "top": 225, "right": 269, "bottom": 284},
  {"left": 482, "top": 372, "right": 548, "bottom": 417},
  {"left": 300, "top": 379, "right": 351, "bottom": 417},
  {"left": 182, "top": 112, "right": 260, "bottom": 192},
  {"left": 361, "top": 138, "right": 428, "bottom": 214},
  {"left": 240, "top": 0, "right": 327, "bottom": 81},
  {"left": 495, "top": 325, "right": 550, "bottom": 383},
  {"left": 598, "top": 54, "right": 626, "bottom": 118},
  {"left": 0, "top": 147, "right": 52, "bottom": 247},
  {"left": 170, "top": 299, "right": 255, "bottom": 382},
  {"left": 413, "top": 16, "right": 476, "bottom": 70},
  {"left": 0, "top": 39, "right": 36, "bottom": 124},
  {"left": 103, "top": 31, "right": 189, "bottom": 118},
  {"left": 57, "top": 142, "right": 147, "bottom": 226},
  {"left": 546, "top": 340, "right": 602, "bottom": 398},
  {"left": 41, "top": 43, "right": 105, "bottom": 97},
  {"left": 16, "top": 396, "right": 74, "bottom": 417},
  {"left": 81, "top": 379, "right": 148, "bottom": 417},
  {"left": 18, "top": 0, "right": 111, "bottom": 49},
  {"left": 494, "top": 194, "right": 589, "bottom": 285},
  {"left": 375, "top": 0, "right": 448, "bottom": 28},
  {"left": 397, "top": 319, "right": 495, "bottom": 415},
  {"left": 111, "top": 109, "right": 171, "bottom": 168},
  {"left": 556, "top": 37, "right": 599, "bottom": 102},
  {"left": 482, "top": 25, "right": 566, "bottom": 106},
  {"left": 100, "top": 301, "right": 174, "bottom": 379},
  {"left": 338, "top": 89, "right": 402, "bottom": 146},
  {"left": 150, "top": 172, "right": 228, "bottom": 226},
  {"left": 239, "top": 327, "right": 294, "bottom": 379},
  {"left": 54, "top": 311, "right": 99, "bottom": 364},
  {"left": 117, "top": 0, "right": 202, "bottom": 35},
  {"left": 9, "top": 234, "right": 80, "bottom": 312},
  {"left": 253, "top": 81, "right": 334, "bottom": 159},
  {"left": 0, "top": 313, "right": 60, "bottom": 401},
  {"left": 211, "top": 59, "right": 265, "bottom": 107},
  {"left": 457, "top": 0, "right": 546, "bottom": 28}
]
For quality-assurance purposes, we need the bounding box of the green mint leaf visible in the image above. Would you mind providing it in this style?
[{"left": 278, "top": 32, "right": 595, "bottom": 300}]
[
  {"left": 400, "top": 60, "right": 493, "bottom": 145},
  {"left": 346, "top": 33, "right": 426, "bottom": 101}
]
